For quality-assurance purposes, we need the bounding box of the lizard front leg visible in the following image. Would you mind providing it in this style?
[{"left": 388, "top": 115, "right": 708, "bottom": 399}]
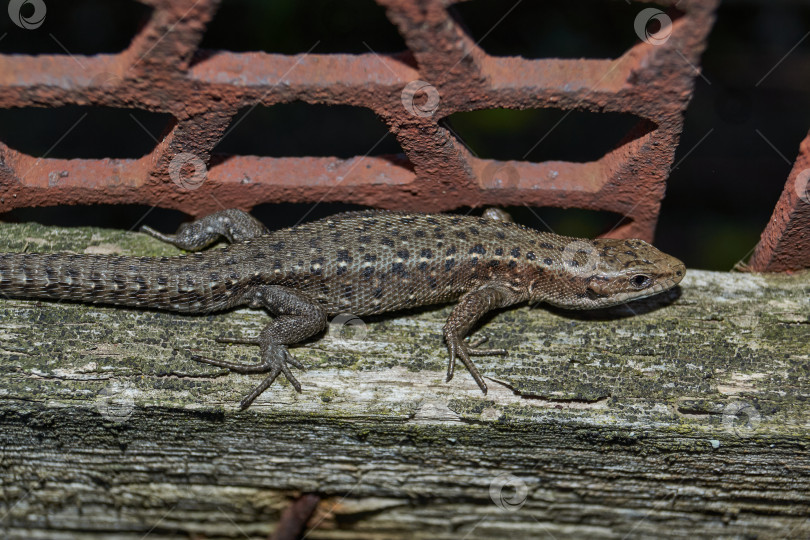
[
  {"left": 443, "top": 285, "right": 523, "bottom": 393},
  {"left": 191, "top": 285, "right": 328, "bottom": 409},
  {"left": 141, "top": 209, "right": 268, "bottom": 250}
]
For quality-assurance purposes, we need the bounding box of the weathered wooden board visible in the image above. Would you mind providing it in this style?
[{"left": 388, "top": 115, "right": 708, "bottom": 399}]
[{"left": 0, "top": 222, "right": 808, "bottom": 539}]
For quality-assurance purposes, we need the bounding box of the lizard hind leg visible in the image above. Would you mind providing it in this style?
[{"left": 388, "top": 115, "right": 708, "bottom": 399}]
[
  {"left": 141, "top": 209, "right": 268, "bottom": 251},
  {"left": 191, "top": 342, "right": 304, "bottom": 409},
  {"left": 443, "top": 335, "right": 507, "bottom": 395},
  {"left": 466, "top": 335, "right": 508, "bottom": 356},
  {"left": 191, "top": 285, "right": 328, "bottom": 409},
  {"left": 443, "top": 286, "right": 518, "bottom": 394}
]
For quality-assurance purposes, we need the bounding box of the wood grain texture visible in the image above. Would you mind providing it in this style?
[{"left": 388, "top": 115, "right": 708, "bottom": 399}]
[{"left": 0, "top": 222, "right": 808, "bottom": 539}]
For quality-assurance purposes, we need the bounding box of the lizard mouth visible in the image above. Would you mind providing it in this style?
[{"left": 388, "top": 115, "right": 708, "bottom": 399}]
[{"left": 593, "top": 270, "right": 685, "bottom": 308}]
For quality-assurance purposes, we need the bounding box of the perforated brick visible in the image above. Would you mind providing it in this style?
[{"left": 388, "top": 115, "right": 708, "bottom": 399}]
[
  {"left": 0, "top": 0, "right": 719, "bottom": 243},
  {"left": 747, "top": 130, "right": 810, "bottom": 272}
]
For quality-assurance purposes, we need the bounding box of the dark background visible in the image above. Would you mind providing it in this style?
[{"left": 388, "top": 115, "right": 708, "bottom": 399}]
[{"left": 0, "top": 0, "right": 808, "bottom": 271}]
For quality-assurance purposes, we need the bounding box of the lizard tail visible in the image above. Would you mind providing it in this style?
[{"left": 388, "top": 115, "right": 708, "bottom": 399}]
[{"left": 0, "top": 251, "right": 238, "bottom": 313}]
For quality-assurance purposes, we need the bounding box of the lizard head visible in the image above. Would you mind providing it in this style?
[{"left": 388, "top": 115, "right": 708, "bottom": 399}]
[{"left": 530, "top": 237, "right": 686, "bottom": 310}]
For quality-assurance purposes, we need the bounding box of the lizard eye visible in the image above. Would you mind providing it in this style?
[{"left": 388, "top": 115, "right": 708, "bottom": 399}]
[{"left": 630, "top": 274, "right": 652, "bottom": 289}]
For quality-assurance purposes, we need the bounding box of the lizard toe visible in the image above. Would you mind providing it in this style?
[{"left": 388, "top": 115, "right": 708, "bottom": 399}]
[{"left": 264, "top": 344, "right": 303, "bottom": 392}]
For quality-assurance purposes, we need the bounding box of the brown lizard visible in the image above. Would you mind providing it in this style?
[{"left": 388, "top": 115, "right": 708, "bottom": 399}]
[{"left": 0, "top": 210, "right": 685, "bottom": 408}]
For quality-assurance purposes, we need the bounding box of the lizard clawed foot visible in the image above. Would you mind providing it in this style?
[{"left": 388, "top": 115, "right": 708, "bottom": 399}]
[
  {"left": 139, "top": 224, "right": 173, "bottom": 243},
  {"left": 444, "top": 334, "right": 508, "bottom": 394},
  {"left": 140, "top": 224, "right": 199, "bottom": 250},
  {"left": 466, "top": 335, "right": 508, "bottom": 356},
  {"left": 190, "top": 341, "right": 305, "bottom": 409}
]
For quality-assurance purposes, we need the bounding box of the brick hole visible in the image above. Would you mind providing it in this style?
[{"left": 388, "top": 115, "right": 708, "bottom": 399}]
[
  {"left": 660, "top": 2, "right": 810, "bottom": 271},
  {"left": 490, "top": 206, "right": 627, "bottom": 240},
  {"left": 660, "top": 75, "right": 782, "bottom": 259},
  {"left": 199, "top": 0, "right": 407, "bottom": 54},
  {"left": 450, "top": 0, "right": 683, "bottom": 60},
  {"left": 251, "top": 202, "right": 373, "bottom": 230},
  {"left": 660, "top": 9, "right": 804, "bottom": 270},
  {"left": 0, "top": 106, "right": 173, "bottom": 159},
  {"left": 0, "top": 0, "right": 152, "bottom": 55},
  {"left": 444, "top": 109, "right": 643, "bottom": 163},
  {"left": 212, "top": 102, "right": 403, "bottom": 159},
  {"left": 657, "top": 212, "right": 764, "bottom": 271},
  {"left": 0, "top": 205, "right": 189, "bottom": 232}
]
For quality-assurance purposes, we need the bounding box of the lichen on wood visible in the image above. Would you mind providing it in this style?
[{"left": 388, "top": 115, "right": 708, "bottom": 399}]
[{"left": 0, "top": 222, "right": 808, "bottom": 539}]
